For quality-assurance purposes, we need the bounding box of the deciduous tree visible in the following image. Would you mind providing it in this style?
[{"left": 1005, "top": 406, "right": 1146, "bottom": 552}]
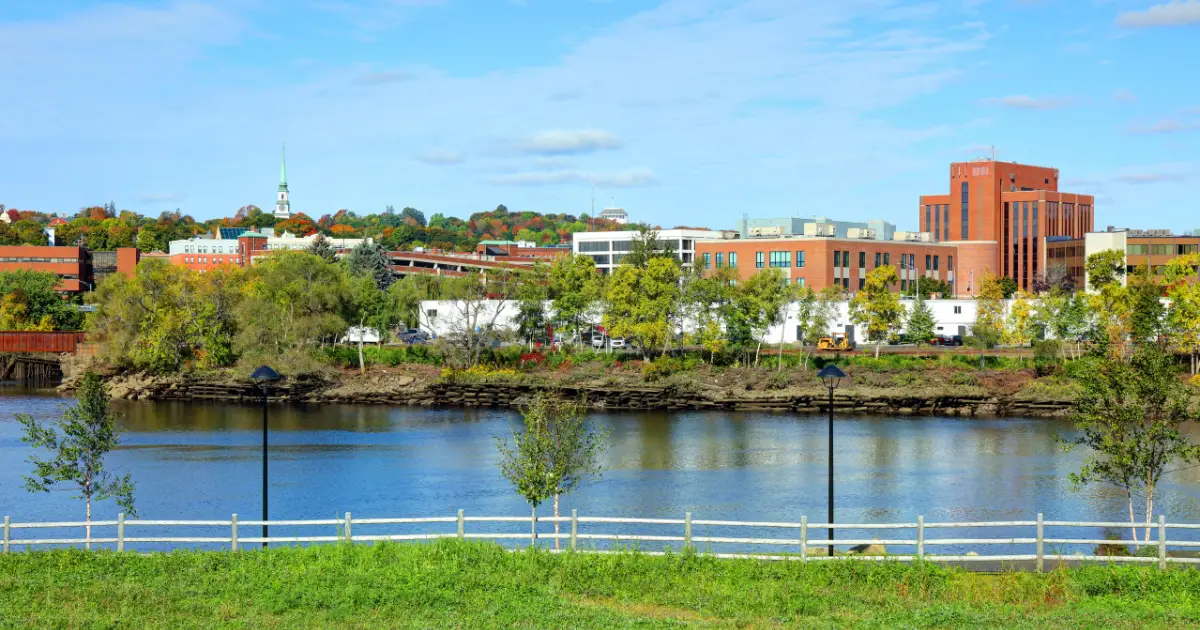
[{"left": 849, "top": 265, "right": 903, "bottom": 358}]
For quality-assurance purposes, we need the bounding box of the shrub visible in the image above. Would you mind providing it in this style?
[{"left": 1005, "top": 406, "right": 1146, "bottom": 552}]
[
  {"left": 765, "top": 370, "right": 792, "bottom": 390},
  {"left": 642, "top": 357, "right": 684, "bottom": 382}
]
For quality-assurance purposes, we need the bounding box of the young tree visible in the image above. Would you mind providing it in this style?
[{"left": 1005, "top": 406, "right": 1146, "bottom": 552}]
[
  {"left": 849, "top": 265, "right": 903, "bottom": 358},
  {"left": 1063, "top": 344, "right": 1200, "bottom": 546},
  {"left": 998, "top": 276, "right": 1019, "bottom": 299},
  {"left": 970, "top": 273, "right": 1006, "bottom": 366},
  {"left": 685, "top": 266, "right": 737, "bottom": 363},
  {"left": 495, "top": 393, "right": 607, "bottom": 547},
  {"left": 622, "top": 225, "right": 675, "bottom": 270},
  {"left": 603, "top": 257, "right": 681, "bottom": 358},
  {"left": 512, "top": 266, "right": 550, "bottom": 348},
  {"left": 306, "top": 233, "right": 338, "bottom": 263},
  {"left": 18, "top": 372, "right": 137, "bottom": 547},
  {"left": 784, "top": 285, "right": 816, "bottom": 370},
  {"left": 1004, "top": 291, "right": 1036, "bottom": 347},
  {"left": 1127, "top": 264, "right": 1164, "bottom": 346},
  {"left": 1087, "top": 249, "right": 1127, "bottom": 291},
  {"left": 1035, "top": 288, "right": 1090, "bottom": 360},
  {"left": 729, "top": 269, "right": 790, "bottom": 366},
  {"left": 1165, "top": 254, "right": 1200, "bottom": 374},
  {"left": 443, "top": 271, "right": 513, "bottom": 368},
  {"left": 905, "top": 292, "right": 936, "bottom": 346},
  {"left": 549, "top": 255, "right": 601, "bottom": 346},
  {"left": 800, "top": 287, "right": 841, "bottom": 368}
]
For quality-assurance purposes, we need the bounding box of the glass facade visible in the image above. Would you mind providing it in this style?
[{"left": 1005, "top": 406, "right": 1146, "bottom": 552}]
[
  {"left": 961, "top": 181, "right": 969, "bottom": 239},
  {"left": 578, "top": 241, "right": 610, "bottom": 252}
]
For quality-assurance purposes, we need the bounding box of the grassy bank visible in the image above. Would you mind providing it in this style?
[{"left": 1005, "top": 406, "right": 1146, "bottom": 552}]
[{"left": 3, "top": 541, "right": 1199, "bottom": 628}]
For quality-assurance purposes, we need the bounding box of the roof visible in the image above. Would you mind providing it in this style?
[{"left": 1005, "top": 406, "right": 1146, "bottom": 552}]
[
  {"left": 238, "top": 231, "right": 266, "bottom": 239},
  {"left": 48, "top": 217, "right": 68, "bottom": 226},
  {"left": 218, "top": 227, "right": 250, "bottom": 240}
]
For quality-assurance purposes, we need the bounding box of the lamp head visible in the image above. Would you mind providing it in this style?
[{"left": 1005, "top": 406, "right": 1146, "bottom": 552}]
[
  {"left": 250, "top": 365, "right": 281, "bottom": 387},
  {"left": 817, "top": 364, "right": 846, "bottom": 390}
]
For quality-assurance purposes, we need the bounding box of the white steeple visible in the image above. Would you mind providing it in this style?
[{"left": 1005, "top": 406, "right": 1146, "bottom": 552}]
[{"left": 274, "top": 143, "right": 292, "bottom": 220}]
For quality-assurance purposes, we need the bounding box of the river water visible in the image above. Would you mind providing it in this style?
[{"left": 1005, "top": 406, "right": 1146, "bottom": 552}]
[{"left": 4, "top": 386, "right": 1200, "bottom": 553}]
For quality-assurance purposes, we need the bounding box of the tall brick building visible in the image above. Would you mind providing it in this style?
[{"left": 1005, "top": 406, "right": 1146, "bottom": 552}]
[{"left": 919, "top": 160, "right": 1094, "bottom": 291}]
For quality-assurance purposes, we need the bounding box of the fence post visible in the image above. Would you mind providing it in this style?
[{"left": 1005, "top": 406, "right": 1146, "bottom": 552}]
[
  {"left": 231, "top": 514, "right": 239, "bottom": 551},
  {"left": 457, "top": 509, "right": 464, "bottom": 540},
  {"left": 117, "top": 513, "right": 125, "bottom": 553},
  {"left": 1159, "top": 515, "right": 1167, "bottom": 571},
  {"left": 570, "top": 509, "right": 578, "bottom": 551},
  {"left": 917, "top": 515, "right": 924, "bottom": 560},
  {"left": 1036, "top": 513, "right": 1044, "bottom": 573},
  {"left": 800, "top": 516, "right": 808, "bottom": 562},
  {"left": 684, "top": 512, "right": 693, "bottom": 552},
  {"left": 3, "top": 516, "right": 9, "bottom": 554},
  {"left": 345, "top": 512, "right": 353, "bottom": 543}
]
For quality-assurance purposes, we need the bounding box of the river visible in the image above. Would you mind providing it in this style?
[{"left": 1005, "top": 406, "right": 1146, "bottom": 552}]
[{"left": 4, "top": 386, "right": 1200, "bottom": 553}]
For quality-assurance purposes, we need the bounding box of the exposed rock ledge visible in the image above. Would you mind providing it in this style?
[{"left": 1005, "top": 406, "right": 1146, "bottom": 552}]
[{"left": 69, "top": 371, "right": 1075, "bottom": 418}]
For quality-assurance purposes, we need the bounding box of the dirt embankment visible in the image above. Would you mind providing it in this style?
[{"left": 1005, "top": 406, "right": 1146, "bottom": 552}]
[{"left": 71, "top": 364, "right": 1076, "bottom": 418}]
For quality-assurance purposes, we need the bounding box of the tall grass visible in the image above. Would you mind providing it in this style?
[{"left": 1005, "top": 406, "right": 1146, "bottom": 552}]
[{"left": 2, "top": 541, "right": 1198, "bottom": 628}]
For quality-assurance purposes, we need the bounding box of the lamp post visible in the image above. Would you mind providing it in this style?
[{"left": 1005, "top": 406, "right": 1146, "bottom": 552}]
[
  {"left": 250, "top": 366, "right": 281, "bottom": 547},
  {"left": 817, "top": 364, "right": 846, "bottom": 557}
]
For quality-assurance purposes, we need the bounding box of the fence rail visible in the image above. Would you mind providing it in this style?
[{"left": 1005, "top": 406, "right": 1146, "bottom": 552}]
[{"left": 2, "top": 511, "right": 1195, "bottom": 570}]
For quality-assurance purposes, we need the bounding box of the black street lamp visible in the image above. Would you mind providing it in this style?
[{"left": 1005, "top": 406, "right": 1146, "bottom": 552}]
[
  {"left": 817, "top": 364, "right": 846, "bottom": 557},
  {"left": 250, "top": 365, "right": 281, "bottom": 547}
]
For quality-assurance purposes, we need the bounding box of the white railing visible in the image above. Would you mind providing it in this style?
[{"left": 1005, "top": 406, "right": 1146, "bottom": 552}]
[{"left": 3, "top": 512, "right": 1196, "bottom": 570}]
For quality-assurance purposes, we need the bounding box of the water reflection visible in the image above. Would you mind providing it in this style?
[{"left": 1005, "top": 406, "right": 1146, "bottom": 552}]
[{"left": 3, "top": 387, "right": 1200, "bottom": 532}]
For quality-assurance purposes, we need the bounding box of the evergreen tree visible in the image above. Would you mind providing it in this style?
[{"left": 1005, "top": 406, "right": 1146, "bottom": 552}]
[
  {"left": 344, "top": 242, "right": 394, "bottom": 290},
  {"left": 905, "top": 293, "right": 936, "bottom": 345},
  {"left": 306, "top": 233, "right": 338, "bottom": 263}
]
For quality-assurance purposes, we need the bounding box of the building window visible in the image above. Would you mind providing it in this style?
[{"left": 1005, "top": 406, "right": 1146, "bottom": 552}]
[
  {"left": 1151, "top": 244, "right": 1172, "bottom": 256},
  {"left": 703, "top": 253, "right": 711, "bottom": 269},
  {"left": 858, "top": 278, "right": 865, "bottom": 291},
  {"left": 883, "top": 253, "right": 890, "bottom": 266},
  {"left": 858, "top": 252, "right": 866, "bottom": 268},
  {"left": 874, "top": 252, "right": 881, "bottom": 268},
  {"left": 900, "top": 279, "right": 907, "bottom": 291},
  {"left": 797, "top": 278, "right": 805, "bottom": 287},
  {"left": 834, "top": 251, "right": 841, "bottom": 267},
  {"left": 943, "top": 205, "right": 950, "bottom": 241},
  {"left": 954, "top": 306, "right": 962, "bottom": 314},
  {"left": 715, "top": 252, "right": 724, "bottom": 267},
  {"left": 755, "top": 251, "right": 764, "bottom": 268},
  {"left": 842, "top": 277, "right": 850, "bottom": 289},
  {"left": 948, "top": 255, "right": 954, "bottom": 271},
  {"left": 961, "top": 181, "right": 969, "bottom": 239},
  {"left": 729, "top": 252, "right": 738, "bottom": 268},
  {"left": 934, "top": 204, "right": 940, "bottom": 239},
  {"left": 843, "top": 251, "right": 850, "bottom": 268},
  {"left": 769, "top": 251, "right": 791, "bottom": 268},
  {"left": 933, "top": 256, "right": 939, "bottom": 271},
  {"left": 925, "top": 204, "right": 931, "bottom": 232},
  {"left": 1127, "top": 244, "right": 1147, "bottom": 256},
  {"left": 909, "top": 254, "right": 916, "bottom": 270},
  {"left": 578, "top": 241, "right": 610, "bottom": 253},
  {"left": 796, "top": 250, "right": 805, "bottom": 268},
  {"left": 900, "top": 255, "right": 906, "bottom": 270},
  {"left": 925, "top": 255, "right": 931, "bottom": 271}
]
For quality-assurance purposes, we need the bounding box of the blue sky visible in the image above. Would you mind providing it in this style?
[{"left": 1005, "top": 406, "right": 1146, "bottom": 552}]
[{"left": 1, "top": 0, "right": 1198, "bottom": 232}]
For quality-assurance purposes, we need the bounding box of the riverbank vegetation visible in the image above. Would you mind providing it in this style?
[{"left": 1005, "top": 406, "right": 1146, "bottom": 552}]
[{"left": 3, "top": 541, "right": 1199, "bottom": 628}]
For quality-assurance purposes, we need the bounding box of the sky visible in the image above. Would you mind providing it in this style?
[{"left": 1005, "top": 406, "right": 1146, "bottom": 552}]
[{"left": 1, "top": 0, "right": 1198, "bottom": 232}]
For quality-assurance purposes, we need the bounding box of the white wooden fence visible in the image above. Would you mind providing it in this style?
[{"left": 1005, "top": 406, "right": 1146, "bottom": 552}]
[{"left": 4, "top": 512, "right": 1199, "bottom": 570}]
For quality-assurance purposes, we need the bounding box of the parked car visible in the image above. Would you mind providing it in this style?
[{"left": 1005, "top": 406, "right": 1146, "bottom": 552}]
[
  {"left": 398, "top": 329, "right": 431, "bottom": 344},
  {"left": 591, "top": 334, "right": 606, "bottom": 348},
  {"left": 609, "top": 337, "right": 627, "bottom": 349},
  {"left": 931, "top": 335, "right": 963, "bottom": 347}
]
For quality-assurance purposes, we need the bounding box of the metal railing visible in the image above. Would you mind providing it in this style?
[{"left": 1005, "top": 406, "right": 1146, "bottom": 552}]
[{"left": 4, "top": 512, "right": 1197, "bottom": 570}]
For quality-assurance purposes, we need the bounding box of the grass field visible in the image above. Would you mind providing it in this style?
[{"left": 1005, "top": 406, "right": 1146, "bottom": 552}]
[{"left": 3, "top": 541, "right": 1199, "bottom": 628}]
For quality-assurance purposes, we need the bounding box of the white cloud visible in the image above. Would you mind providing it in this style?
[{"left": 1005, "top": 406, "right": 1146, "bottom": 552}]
[
  {"left": 486, "top": 168, "right": 658, "bottom": 187},
  {"left": 1129, "top": 119, "right": 1200, "bottom": 134},
  {"left": 982, "top": 95, "right": 1074, "bottom": 109},
  {"left": 1112, "top": 89, "right": 1137, "bottom": 104},
  {"left": 1113, "top": 172, "right": 1189, "bottom": 184},
  {"left": 415, "top": 148, "right": 464, "bottom": 165},
  {"left": 1116, "top": 1, "right": 1200, "bottom": 28},
  {"left": 515, "top": 129, "right": 623, "bottom": 155}
]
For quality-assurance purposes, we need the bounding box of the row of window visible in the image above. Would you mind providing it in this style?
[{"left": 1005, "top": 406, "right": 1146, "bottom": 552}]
[
  {"left": 707, "top": 250, "right": 953, "bottom": 272},
  {"left": 183, "top": 256, "right": 240, "bottom": 265},
  {"left": 1128, "top": 244, "right": 1200, "bottom": 256},
  {"left": 703, "top": 252, "right": 739, "bottom": 268},
  {"left": 0, "top": 257, "right": 80, "bottom": 263}
]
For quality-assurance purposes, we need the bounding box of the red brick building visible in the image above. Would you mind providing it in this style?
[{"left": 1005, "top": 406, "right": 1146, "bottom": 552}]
[
  {"left": 919, "top": 160, "right": 1093, "bottom": 291},
  {"left": 0, "top": 245, "right": 141, "bottom": 293}
]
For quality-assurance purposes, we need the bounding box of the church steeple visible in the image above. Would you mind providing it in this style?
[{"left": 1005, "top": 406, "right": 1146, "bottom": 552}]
[{"left": 274, "top": 143, "right": 292, "bottom": 220}]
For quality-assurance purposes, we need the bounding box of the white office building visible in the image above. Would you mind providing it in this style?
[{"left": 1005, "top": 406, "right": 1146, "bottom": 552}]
[{"left": 572, "top": 228, "right": 723, "bottom": 274}]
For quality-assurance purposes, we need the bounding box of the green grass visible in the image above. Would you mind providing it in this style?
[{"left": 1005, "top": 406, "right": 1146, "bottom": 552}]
[{"left": 3, "top": 541, "right": 1199, "bottom": 628}]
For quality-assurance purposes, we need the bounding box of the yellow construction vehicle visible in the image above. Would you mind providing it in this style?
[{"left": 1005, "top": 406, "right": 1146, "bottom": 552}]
[{"left": 817, "top": 332, "right": 855, "bottom": 352}]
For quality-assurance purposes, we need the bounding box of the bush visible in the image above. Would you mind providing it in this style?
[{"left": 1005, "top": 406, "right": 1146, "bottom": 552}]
[
  {"left": 1033, "top": 340, "right": 1063, "bottom": 376},
  {"left": 765, "top": 370, "right": 792, "bottom": 390},
  {"left": 642, "top": 357, "right": 684, "bottom": 382}
]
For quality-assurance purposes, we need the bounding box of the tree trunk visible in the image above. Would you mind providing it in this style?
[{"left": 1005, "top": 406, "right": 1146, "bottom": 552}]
[
  {"left": 358, "top": 315, "right": 367, "bottom": 375},
  {"left": 554, "top": 494, "right": 560, "bottom": 551},
  {"left": 755, "top": 339, "right": 763, "bottom": 367},
  {"left": 1145, "top": 483, "right": 1155, "bottom": 550},
  {"left": 85, "top": 496, "right": 92, "bottom": 551},
  {"left": 1128, "top": 491, "right": 1140, "bottom": 547},
  {"left": 531, "top": 505, "right": 537, "bottom": 547},
  {"left": 875, "top": 341, "right": 881, "bottom": 359}
]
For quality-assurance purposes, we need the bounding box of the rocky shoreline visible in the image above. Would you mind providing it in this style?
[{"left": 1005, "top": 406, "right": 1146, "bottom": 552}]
[{"left": 74, "top": 370, "right": 1076, "bottom": 418}]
